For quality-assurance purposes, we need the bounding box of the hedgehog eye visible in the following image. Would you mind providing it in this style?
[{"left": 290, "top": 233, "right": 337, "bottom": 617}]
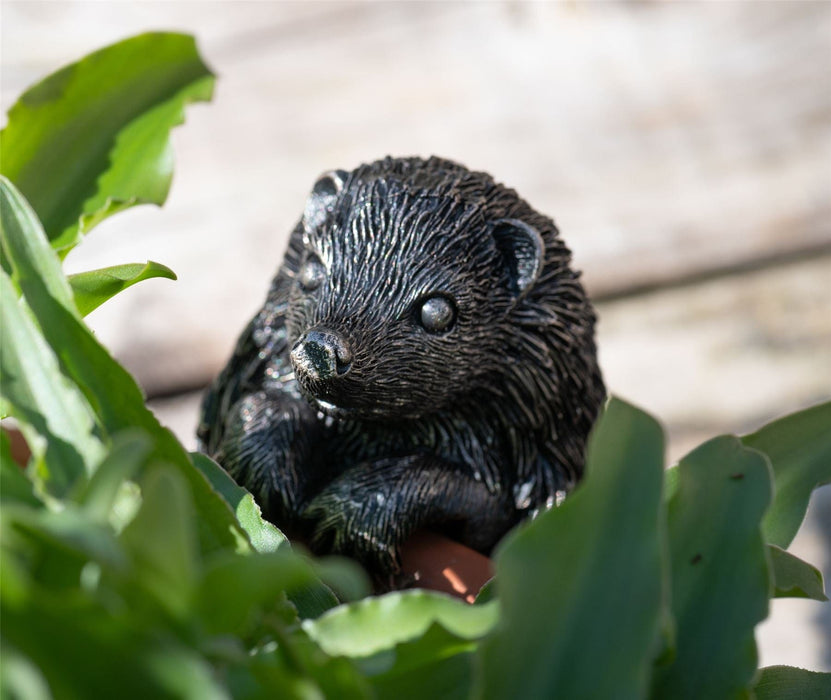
[
  {"left": 418, "top": 295, "right": 456, "bottom": 334},
  {"left": 298, "top": 254, "right": 326, "bottom": 292}
]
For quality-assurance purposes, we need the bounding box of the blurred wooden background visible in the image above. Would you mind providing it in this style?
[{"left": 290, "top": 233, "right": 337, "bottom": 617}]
[{"left": 2, "top": 0, "right": 830, "bottom": 670}]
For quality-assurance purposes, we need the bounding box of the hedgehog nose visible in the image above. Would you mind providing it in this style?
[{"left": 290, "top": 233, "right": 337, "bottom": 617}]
[{"left": 290, "top": 329, "right": 352, "bottom": 380}]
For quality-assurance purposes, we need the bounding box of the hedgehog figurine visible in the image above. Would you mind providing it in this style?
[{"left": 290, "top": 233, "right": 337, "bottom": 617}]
[{"left": 198, "top": 156, "right": 605, "bottom": 583}]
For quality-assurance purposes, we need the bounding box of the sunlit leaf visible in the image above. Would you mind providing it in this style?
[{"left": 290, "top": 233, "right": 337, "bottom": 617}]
[
  {"left": 69, "top": 261, "right": 177, "bottom": 316},
  {"left": 0, "top": 270, "right": 103, "bottom": 496},
  {"left": 0, "top": 178, "right": 105, "bottom": 495},
  {"left": 305, "top": 589, "right": 498, "bottom": 660},
  {"left": 0, "top": 32, "right": 214, "bottom": 254},
  {"left": 191, "top": 451, "right": 286, "bottom": 553},
  {"left": 0, "top": 175, "right": 75, "bottom": 309},
  {"left": 1, "top": 180, "right": 244, "bottom": 554}
]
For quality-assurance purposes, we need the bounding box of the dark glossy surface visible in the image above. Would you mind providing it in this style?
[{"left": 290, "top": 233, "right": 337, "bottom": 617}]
[{"left": 198, "top": 157, "right": 605, "bottom": 580}]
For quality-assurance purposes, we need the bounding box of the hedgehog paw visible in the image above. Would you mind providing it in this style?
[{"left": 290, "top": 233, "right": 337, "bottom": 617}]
[{"left": 303, "top": 493, "right": 402, "bottom": 577}]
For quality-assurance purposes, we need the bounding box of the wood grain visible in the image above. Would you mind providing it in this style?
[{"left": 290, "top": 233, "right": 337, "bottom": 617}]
[{"left": 3, "top": 1, "right": 829, "bottom": 395}]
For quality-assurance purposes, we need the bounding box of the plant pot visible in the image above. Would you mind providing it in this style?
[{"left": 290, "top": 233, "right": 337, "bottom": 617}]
[{"left": 399, "top": 530, "right": 493, "bottom": 603}]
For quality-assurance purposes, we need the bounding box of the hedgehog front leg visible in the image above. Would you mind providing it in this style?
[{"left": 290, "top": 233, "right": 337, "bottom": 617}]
[
  {"left": 303, "top": 455, "right": 517, "bottom": 582},
  {"left": 214, "top": 390, "right": 322, "bottom": 535}
]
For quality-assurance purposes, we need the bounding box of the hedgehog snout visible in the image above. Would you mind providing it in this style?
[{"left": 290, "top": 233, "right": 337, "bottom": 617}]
[{"left": 290, "top": 328, "right": 353, "bottom": 382}]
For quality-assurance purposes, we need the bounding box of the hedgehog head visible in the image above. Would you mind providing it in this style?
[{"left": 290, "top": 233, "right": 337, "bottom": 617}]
[{"left": 283, "top": 157, "right": 602, "bottom": 437}]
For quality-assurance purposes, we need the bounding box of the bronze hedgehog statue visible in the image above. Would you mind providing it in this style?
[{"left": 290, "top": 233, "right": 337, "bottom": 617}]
[{"left": 198, "top": 156, "right": 605, "bottom": 580}]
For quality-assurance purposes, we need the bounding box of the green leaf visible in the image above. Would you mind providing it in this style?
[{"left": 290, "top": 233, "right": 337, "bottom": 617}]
[
  {"left": 650, "top": 436, "right": 772, "bottom": 700},
  {"left": 0, "top": 175, "right": 75, "bottom": 309},
  {"left": 1, "top": 593, "right": 228, "bottom": 700},
  {"left": 0, "top": 177, "right": 107, "bottom": 496},
  {"left": 196, "top": 551, "right": 323, "bottom": 637},
  {"left": 69, "top": 261, "right": 177, "bottom": 316},
  {"left": 0, "top": 32, "right": 214, "bottom": 254},
  {"left": 120, "top": 466, "right": 198, "bottom": 618},
  {"left": 240, "top": 631, "right": 371, "bottom": 700},
  {"left": 191, "top": 452, "right": 369, "bottom": 615},
  {"left": 367, "top": 623, "right": 475, "bottom": 700},
  {"left": 754, "top": 666, "right": 831, "bottom": 700},
  {"left": 309, "top": 557, "right": 372, "bottom": 606},
  {"left": 304, "top": 589, "right": 498, "bottom": 660},
  {"left": 0, "top": 270, "right": 104, "bottom": 496},
  {"left": 75, "top": 430, "right": 152, "bottom": 524},
  {"left": 191, "top": 451, "right": 286, "bottom": 553},
  {"left": 473, "top": 578, "right": 496, "bottom": 605},
  {"left": 769, "top": 545, "right": 827, "bottom": 601},
  {"left": 0, "top": 644, "right": 53, "bottom": 700},
  {"left": 742, "top": 401, "right": 831, "bottom": 549},
  {"left": 475, "top": 397, "right": 667, "bottom": 700},
  {"left": 1, "top": 180, "right": 244, "bottom": 554},
  {"left": 0, "top": 178, "right": 105, "bottom": 496},
  {"left": 108, "top": 480, "right": 143, "bottom": 535},
  {"left": 280, "top": 556, "right": 370, "bottom": 620},
  {"left": 4, "top": 505, "right": 128, "bottom": 584},
  {"left": 227, "top": 650, "right": 341, "bottom": 700},
  {"left": 287, "top": 580, "right": 341, "bottom": 621},
  {"left": 140, "top": 647, "right": 230, "bottom": 700}
]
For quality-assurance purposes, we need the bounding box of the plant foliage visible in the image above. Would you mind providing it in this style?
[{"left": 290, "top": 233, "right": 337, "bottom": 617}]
[
  {"left": 0, "top": 32, "right": 214, "bottom": 256},
  {"left": 1, "top": 33, "right": 829, "bottom": 699},
  {"left": 477, "top": 399, "right": 667, "bottom": 700}
]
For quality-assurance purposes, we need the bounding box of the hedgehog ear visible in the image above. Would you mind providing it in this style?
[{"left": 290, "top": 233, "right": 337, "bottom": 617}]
[
  {"left": 492, "top": 218, "right": 544, "bottom": 297},
  {"left": 304, "top": 169, "right": 349, "bottom": 230}
]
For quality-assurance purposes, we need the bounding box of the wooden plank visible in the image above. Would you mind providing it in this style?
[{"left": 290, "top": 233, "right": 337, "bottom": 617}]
[
  {"left": 598, "top": 255, "right": 830, "bottom": 463},
  {"left": 2, "top": 1, "right": 829, "bottom": 395}
]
